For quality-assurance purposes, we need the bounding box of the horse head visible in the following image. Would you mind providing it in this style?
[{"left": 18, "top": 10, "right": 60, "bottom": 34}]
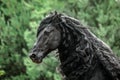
[{"left": 29, "top": 20, "right": 61, "bottom": 63}]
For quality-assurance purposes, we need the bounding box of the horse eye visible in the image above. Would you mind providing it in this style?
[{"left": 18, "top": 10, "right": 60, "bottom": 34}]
[
  {"left": 40, "top": 49, "right": 44, "bottom": 52},
  {"left": 44, "top": 31, "right": 49, "bottom": 35}
]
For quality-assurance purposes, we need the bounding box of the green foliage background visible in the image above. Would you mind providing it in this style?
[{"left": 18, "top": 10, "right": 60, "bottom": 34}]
[{"left": 0, "top": 0, "right": 120, "bottom": 80}]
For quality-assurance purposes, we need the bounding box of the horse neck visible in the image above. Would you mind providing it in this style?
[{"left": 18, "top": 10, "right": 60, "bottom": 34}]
[
  {"left": 58, "top": 26, "right": 78, "bottom": 62},
  {"left": 57, "top": 27, "right": 101, "bottom": 78},
  {"left": 57, "top": 25, "right": 112, "bottom": 80},
  {"left": 58, "top": 26, "right": 91, "bottom": 63}
]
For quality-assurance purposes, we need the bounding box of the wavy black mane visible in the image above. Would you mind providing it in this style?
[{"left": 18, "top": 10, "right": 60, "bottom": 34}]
[{"left": 37, "top": 12, "right": 120, "bottom": 80}]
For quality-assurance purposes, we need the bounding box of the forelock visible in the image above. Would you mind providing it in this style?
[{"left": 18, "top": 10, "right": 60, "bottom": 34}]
[{"left": 36, "top": 11, "right": 63, "bottom": 37}]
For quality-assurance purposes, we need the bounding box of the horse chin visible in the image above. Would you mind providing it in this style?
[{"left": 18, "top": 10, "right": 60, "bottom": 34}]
[{"left": 31, "top": 57, "right": 43, "bottom": 64}]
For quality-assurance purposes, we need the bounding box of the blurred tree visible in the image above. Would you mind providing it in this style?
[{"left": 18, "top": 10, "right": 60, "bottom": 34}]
[{"left": 0, "top": 0, "right": 30, "bottom": 79}]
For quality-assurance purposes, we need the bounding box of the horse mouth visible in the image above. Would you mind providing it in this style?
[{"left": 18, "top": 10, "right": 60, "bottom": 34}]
[{"left": 29, "top": 53, "right": 44, "bottom": 64}]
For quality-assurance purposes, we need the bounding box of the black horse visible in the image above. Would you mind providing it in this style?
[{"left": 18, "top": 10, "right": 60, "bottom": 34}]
[{"left": 29, "top": 12, "right": 120, "bottom": 80}]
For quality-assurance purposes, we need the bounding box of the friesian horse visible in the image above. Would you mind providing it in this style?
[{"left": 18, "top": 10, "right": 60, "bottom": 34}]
[{"left": 29, "top": 12, "right": 120, "bottom": 80}]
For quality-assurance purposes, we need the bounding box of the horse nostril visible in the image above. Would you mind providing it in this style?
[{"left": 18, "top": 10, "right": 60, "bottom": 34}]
[
  {"left": 33, "top": 49, "right": 37, "bottom": 52},
  {"left": 30, "top": 54, "right": 36, "bottom": 59}
]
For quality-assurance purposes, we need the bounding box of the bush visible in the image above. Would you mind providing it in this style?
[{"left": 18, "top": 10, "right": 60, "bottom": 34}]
[{"left": 0, "top": 0, "right": 30, "bottom": 79}]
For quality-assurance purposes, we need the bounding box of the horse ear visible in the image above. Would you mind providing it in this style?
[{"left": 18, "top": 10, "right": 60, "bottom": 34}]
[
  {"left": 54, "top": 11, "right": 58, "bottom": 15},
  {"left": 49, "top": 11, "right": 58, "bottom": 15}
]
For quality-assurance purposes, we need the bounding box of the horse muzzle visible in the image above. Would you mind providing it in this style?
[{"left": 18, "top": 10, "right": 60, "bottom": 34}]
[{"left": 29, "top": 52, "right": 44, "bottom": 63}]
